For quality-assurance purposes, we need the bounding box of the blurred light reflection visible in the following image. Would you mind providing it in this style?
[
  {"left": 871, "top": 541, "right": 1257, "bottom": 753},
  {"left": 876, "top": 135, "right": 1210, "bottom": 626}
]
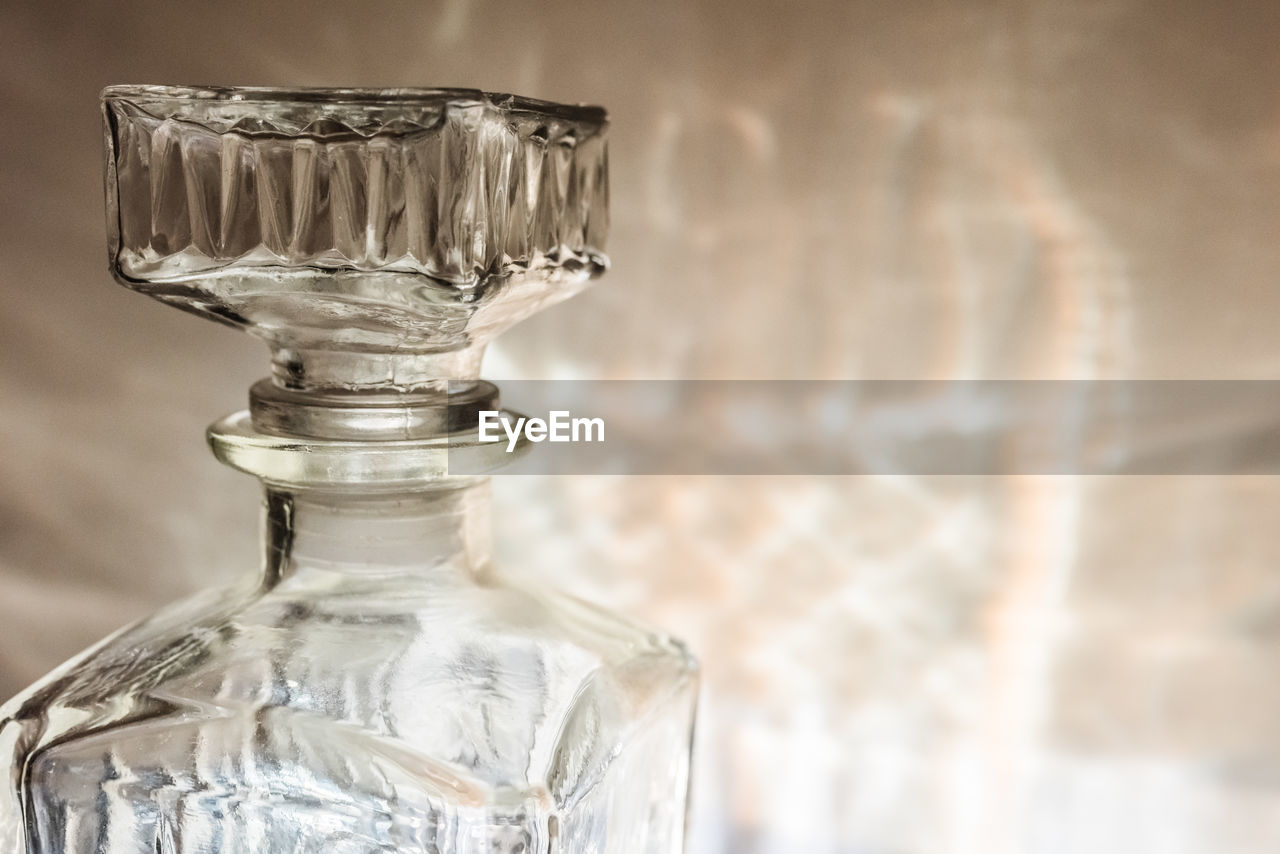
[{"left": 3, "top": 1, "right": 1280, "bottom": 851}]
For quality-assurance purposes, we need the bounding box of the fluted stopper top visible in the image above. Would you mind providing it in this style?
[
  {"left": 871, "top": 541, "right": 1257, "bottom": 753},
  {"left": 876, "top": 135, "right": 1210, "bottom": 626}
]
[{"left": 102, "top": 85, "right": 610, "bottom": 388}]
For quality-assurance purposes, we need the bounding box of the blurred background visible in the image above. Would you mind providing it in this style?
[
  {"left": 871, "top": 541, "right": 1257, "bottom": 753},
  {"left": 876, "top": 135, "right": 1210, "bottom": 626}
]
[{"left": 4, "top": 1, "right": 1280, "bottom": 851}]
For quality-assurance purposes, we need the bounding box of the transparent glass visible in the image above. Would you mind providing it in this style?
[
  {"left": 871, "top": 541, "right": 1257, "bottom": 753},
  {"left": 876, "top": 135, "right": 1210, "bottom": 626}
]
[
  {"left": 0, "top": 86, "right": 697, "bottom": 854},
  {"left": 100, "top": 85, "right": 610, "bottom": 389}
]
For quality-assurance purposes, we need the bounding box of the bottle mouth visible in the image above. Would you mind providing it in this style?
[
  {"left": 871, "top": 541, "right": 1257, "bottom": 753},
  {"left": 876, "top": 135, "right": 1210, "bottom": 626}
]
[
  {"left": 208, "top": 406, "right": 529, "bottom": 489},
  {"left": 209, "top": 373, "right": 523, "bottom": 488}
]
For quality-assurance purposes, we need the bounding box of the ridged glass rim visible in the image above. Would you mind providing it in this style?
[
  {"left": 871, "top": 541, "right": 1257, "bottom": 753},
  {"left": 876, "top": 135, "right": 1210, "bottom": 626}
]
[{"left": 101, "top": 84, "right": 608, "bottom": 131}]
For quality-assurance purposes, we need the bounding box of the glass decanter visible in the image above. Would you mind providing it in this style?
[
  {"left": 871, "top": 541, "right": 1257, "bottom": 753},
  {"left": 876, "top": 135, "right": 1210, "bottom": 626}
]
[{"left": 0, "top": 86, "right": 697, "bottom": 854}]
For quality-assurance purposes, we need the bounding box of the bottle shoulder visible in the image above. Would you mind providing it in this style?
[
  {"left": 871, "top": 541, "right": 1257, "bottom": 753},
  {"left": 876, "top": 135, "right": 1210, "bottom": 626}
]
[
  {"left": 0, "top": 581, "right": 255, "bottom": 724},
  {"left": 1, "top": 571, "right": 696, "bottom": 801},
  {"left": 3, "top": 569, "right": 693, "bottom": 704}
]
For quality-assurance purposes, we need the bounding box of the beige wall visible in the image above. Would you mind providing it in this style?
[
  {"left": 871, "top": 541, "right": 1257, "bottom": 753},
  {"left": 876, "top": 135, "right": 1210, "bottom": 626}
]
[{"left": 3, "top": 1, "right": 1280, "bottom": 851}]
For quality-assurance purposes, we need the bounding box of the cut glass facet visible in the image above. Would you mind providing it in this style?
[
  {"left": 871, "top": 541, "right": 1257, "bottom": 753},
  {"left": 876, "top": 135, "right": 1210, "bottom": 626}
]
[{"left": 103, "top": 85, "right": 610, "bottom": 384}]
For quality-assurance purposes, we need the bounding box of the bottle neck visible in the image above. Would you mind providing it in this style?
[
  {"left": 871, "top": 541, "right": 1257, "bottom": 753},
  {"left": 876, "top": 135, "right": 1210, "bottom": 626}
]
[{"left": 261, "top": 480, "right": 493, "bottom": 585}]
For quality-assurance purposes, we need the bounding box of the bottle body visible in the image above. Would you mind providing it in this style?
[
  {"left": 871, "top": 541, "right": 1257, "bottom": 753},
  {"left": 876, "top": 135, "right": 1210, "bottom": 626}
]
[{"left": 0, "top": 484, "right": 698, "bottom": 853}]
